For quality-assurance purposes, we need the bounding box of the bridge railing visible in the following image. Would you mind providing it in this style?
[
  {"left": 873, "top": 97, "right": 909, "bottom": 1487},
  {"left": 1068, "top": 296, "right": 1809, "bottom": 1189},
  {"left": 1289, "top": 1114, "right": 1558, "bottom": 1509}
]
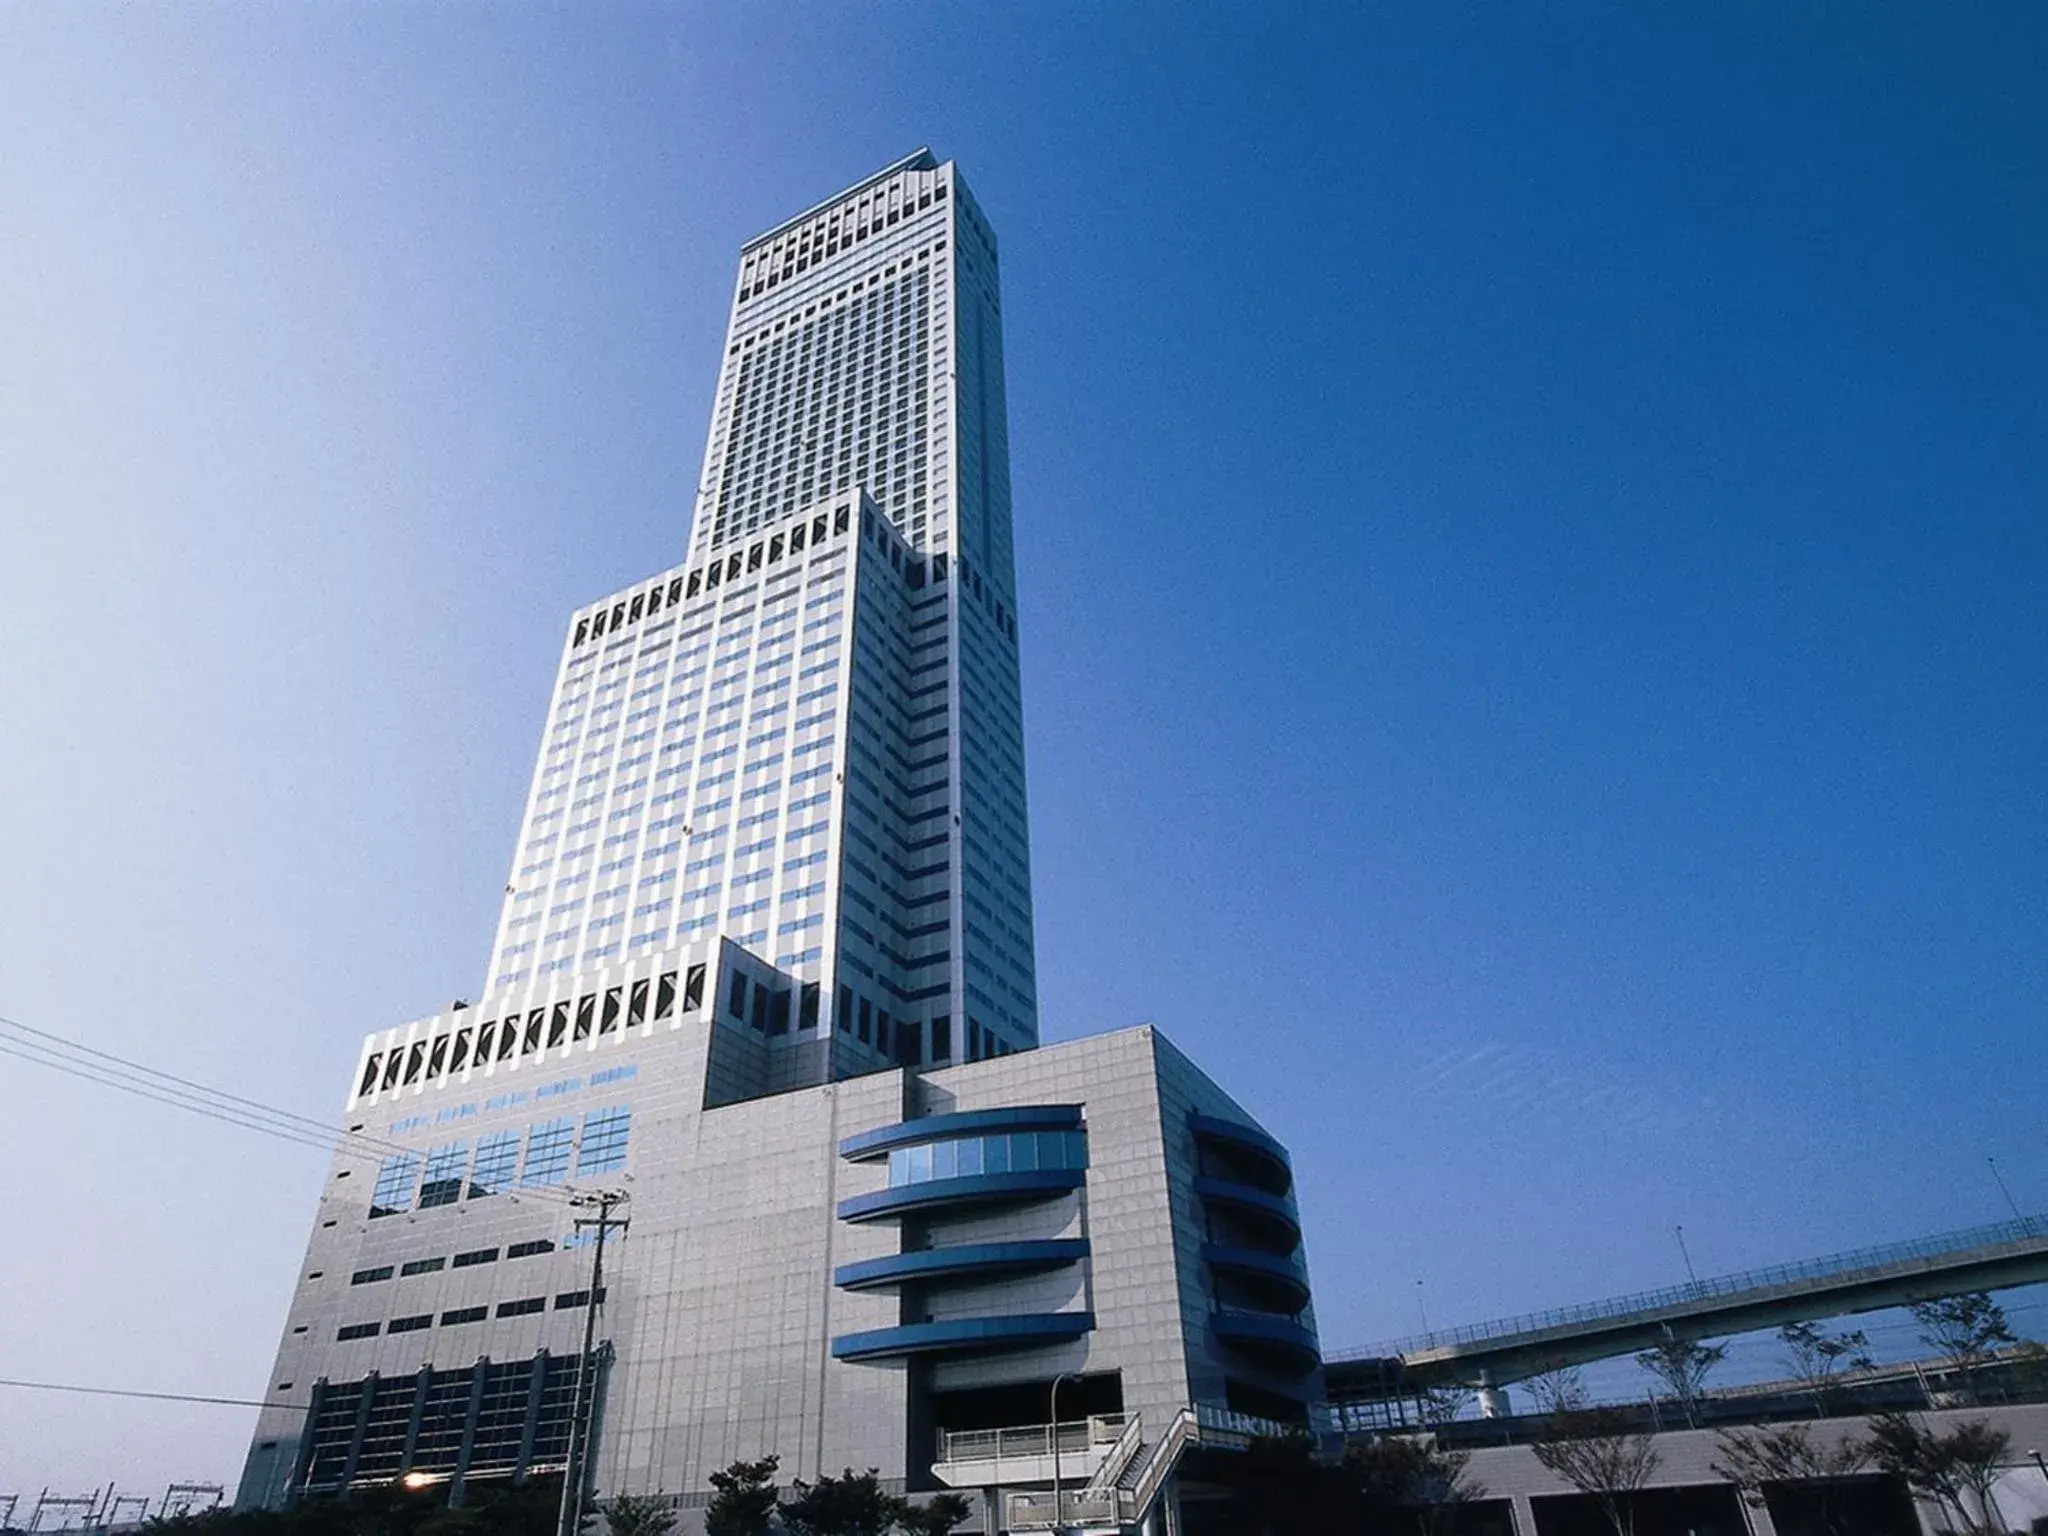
[{"left": 1329, "top": 1212, "right": 2048, "bottom": 1363}]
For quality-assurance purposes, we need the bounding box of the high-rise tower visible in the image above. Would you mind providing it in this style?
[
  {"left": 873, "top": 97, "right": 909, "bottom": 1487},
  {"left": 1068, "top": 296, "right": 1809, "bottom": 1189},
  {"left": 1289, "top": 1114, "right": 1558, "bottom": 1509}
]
[
  {"left": 239, "top": 154, "right": 1320, "bottom": 1520},
  {"left": 482, "top": 150, "right": 1036, "bottom": 1081}
]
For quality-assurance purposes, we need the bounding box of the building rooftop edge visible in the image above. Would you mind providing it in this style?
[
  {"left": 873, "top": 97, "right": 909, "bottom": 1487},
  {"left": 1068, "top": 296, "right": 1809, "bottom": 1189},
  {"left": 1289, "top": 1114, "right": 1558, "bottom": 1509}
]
[{"left": 741, "top": 148, "right": 942, "bottom": 253}]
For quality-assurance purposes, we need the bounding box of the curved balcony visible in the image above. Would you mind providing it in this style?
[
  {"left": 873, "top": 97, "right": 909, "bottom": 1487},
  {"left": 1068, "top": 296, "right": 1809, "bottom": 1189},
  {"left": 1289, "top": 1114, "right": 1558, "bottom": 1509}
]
[
  {"left": 1202, "top": 1243, "right": 1312, "bottom": 1314},
  {"left": 838, "top": 1168, "right": 1085, "bottom": 1223},
  {"left": 1190, "top": 1114, "right": 1293, "bottom": 1196},
  {"left": 1212, "top": 1310, "right": 1321, "bottom": 1375},
  {"left": 831, "top": 1311, "right": 1094, "bottom": 1363},
  {"left": 840, "top": 1105, "right": 1083, "bottom": 1161},
  {"left": 835, "top": 1239, "right": 1090, "bottom": 1292},
  {"left": 1194, "top": 1176, "right": 1301, "bottom": 1253}
]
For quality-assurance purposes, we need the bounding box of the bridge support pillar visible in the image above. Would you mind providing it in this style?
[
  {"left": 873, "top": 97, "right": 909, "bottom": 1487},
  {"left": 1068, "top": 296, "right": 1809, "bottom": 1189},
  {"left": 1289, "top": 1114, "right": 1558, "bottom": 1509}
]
[{"left": 1476, "top": 1372, "right": 1510, "bottom": 1418}]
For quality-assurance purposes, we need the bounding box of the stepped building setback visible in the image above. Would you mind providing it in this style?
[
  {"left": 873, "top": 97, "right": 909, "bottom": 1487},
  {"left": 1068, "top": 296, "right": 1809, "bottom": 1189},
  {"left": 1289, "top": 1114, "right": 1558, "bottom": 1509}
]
[{"left": 237, "top": 152, "right": 1321, "bottom": 1527}]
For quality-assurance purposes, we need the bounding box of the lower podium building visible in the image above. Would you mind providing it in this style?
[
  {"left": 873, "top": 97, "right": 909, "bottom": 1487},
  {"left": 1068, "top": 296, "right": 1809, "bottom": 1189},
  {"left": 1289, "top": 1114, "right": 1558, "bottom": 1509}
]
[{"left": 235, "top": 947, "right": 1322, "bottom": 1526}]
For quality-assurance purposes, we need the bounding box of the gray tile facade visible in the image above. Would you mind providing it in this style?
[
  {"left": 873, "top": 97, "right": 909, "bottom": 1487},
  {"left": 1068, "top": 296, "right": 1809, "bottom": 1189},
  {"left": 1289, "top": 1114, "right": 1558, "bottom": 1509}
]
[{"left": 237, "top": 1001, "right": 1319, "bottom": 1508}]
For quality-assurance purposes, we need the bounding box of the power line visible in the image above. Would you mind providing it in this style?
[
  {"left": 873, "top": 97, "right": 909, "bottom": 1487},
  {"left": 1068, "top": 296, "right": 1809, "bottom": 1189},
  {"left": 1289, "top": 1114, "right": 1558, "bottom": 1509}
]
[
  {"left": 1, "top": 1012, "right": 362, "bottom": 1143},
  {"left": 0, "top": 1377, "right": 294, "bottom": 1411},
  {"left": 0, "top": 1012, "right": 584, "bottom": 1209}
]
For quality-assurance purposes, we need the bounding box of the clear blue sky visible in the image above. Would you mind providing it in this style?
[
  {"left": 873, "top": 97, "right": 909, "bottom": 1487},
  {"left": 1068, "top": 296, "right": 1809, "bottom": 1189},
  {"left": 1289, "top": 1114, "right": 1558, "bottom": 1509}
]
[{"left": 2, "top": 2, "right": 2043, "bottom": 1492}]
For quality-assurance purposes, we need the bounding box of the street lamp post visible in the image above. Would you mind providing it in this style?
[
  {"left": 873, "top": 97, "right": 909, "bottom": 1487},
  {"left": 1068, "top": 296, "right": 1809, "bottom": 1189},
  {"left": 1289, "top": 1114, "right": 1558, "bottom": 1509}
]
[{"left": 1049, "top": 1372, "right": 1083, "bottom": 1534}]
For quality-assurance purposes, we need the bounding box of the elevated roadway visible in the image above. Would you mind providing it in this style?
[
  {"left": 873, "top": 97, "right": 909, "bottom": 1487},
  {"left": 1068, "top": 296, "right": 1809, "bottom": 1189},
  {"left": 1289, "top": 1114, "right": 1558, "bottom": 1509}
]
[{"left": 1325, "top": 1214, "right": 2048, "bottom": 1401}]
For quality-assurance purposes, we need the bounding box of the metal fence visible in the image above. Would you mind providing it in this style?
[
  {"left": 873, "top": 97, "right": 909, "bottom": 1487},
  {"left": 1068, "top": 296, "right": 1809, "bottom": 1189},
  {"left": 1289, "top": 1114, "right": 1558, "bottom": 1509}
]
[{"left": 935, "top": 1414, "right": 1126, "bottom": 1466}]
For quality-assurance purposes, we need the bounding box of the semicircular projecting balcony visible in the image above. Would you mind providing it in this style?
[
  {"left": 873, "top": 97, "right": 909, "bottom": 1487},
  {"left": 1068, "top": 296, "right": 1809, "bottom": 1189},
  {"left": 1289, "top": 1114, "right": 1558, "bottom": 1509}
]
[
  {"left": 840, "top": 1105, "right": 1082, "bottom": 1161},
  {"left": 1201, "top": 1242, "right": 1312, "bottom": 1314},
  {"left": 1189, "top": 1113, "right": 1293, "bottom": 1196},
  {"left": 1211, "top": 1310, "right": 1321, "bottom": 1375},
  {"left": 835, "top": 1239, "right": 1090, "bottom": 1292},
  {"left": 838, "top": 1168, "right": 1086, "bottom": 1223},
  {"left": 831, "top": 1311, "right": 1095, "bottom": 1363},
  {"left": 1194, "top": 1176, "right": 1301, "bottom": 1253}
]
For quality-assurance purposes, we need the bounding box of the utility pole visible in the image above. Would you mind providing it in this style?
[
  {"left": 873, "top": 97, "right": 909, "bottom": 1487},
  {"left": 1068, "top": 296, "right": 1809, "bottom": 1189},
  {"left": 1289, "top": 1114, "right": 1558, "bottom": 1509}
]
[
  {"left": 1048, "top": 1371, "right": 1082, "bottom": 1534},
  {"left": 557, "top": 1189, "right": 629, "bottom": 1536}
]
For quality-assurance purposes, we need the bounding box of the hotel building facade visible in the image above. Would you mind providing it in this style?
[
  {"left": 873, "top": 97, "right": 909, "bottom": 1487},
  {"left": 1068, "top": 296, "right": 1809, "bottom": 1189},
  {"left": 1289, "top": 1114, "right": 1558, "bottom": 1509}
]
[{"left": 236, "top": 153, "right": 1321, "bottom": 1528}]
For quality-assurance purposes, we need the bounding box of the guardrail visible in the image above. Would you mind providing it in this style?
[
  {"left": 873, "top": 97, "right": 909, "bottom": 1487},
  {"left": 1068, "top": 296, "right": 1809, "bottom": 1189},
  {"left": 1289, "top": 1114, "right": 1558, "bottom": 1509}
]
[
  {"left": 1330, "top": 1212, "right": 2048, "bottom": 1362},
  {"left": 935, "top": 1414, "right": 1125, "bottom": 1466},
  {"left": 1004, "top": 1488, "right": 1131, "bottom": 1530},
  {"left": 1080, "top": 1413, "right": 1145, "bottom": 1497}
]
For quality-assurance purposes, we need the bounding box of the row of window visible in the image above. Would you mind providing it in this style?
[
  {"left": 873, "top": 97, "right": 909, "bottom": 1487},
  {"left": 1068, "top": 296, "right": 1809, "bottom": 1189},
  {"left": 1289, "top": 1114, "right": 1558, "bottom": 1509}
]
[
  {"left": 348, "top": 1237, "right": 557, "bottom": 1286},
  {"left": 359, "top": 968, "right": 699, "bottom": 1098},
  {"left": 739, "top": 174, "right": 946, "bottom": 295},
  {"left": 578, "top": 509, "right": 852, "bottom": 652},
  {"left": 334, "top": 1288, "right": 605, "bottom": 1342},
  {"left": 884, "top": 1129, "right": 1089, "bottom": 1188},
  {"left": 366, "top": 1106, "right": 630, "bottom": 1217}
]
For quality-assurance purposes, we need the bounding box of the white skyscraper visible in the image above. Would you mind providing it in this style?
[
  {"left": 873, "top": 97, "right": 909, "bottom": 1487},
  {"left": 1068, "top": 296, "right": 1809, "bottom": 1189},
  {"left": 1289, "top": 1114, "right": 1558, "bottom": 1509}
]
[
  {"left": 480, "top": 150, "right": 1036, "bottom": 1084},
  {"left": 240, "top": 156, "right": 1321, "bottom": 1517}
]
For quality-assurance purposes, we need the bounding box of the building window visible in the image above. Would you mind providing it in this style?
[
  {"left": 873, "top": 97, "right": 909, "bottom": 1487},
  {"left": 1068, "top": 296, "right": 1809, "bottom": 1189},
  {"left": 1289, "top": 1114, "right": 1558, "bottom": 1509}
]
[
  {"left": 886, "top": 1129, "right": 1087, "bottom": 1188},
  {"left": 419, "top": 1142, "right": 470, "bottom": 1209},
  {"left": 451, "top": 1248, "right": 499, "bottom": 1270},
  {"left": 369, "top": 1153, "right": 420, "bottom": 1218},
  {"left": 350, "top": 1266, "right": 394, "bottom": 1286},
  {"left": 469, "top": 1132, "right": 519, "bottom": 1199},
  {"left": 576, "top": 1107, "right": 631, "bottom": 1176},
  {"left": 496, "top": 1296, "right": 547, "bottom": 1318},
  {"left": 337, "top": 1322, "right": 381, "bottom": 1341},
  {"left": 521, "top": 1118, "right": 577, "bottom": 1187},
  {"left": 441, "top": 1306, "right": 488, "bottom": 1326}
]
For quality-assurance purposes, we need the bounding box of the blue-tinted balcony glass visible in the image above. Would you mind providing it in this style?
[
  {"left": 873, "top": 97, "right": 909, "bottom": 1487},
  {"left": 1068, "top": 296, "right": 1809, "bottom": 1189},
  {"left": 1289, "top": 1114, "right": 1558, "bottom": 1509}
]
[
  {"left": 419, "top": 1141, "right": 470, "bottom": 1209},
  {"left": 469, "top": 1132, "right": 519, "bottom": 1199},
  {"left": 881, "top": 1130, "right": 1087, "bottom": 1189}
]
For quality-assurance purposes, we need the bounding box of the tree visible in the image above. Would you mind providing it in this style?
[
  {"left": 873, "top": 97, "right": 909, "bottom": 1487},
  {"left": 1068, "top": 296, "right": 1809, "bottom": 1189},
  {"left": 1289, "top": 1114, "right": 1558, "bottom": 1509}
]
[
  {"left": 1778, "top": 1321, "right": 1874, "bottom": 1416},
  {"left": 888, "top": 1494, "right": 971, "bottom": 1536},
  {"left": 1415, "top": 1385, "right": 1476, "bottom": 1427},
  {"left": 1528, "top": 1370, "right": 1661, "bottom": 1536},
  {"left": 780, "top": 1469, "right": 899, "bottom": 1536},
  {"left": 598, "top": 1495, "right": 675, "bottom": 1536},
  {"left": 1712, "top": 1423, "right": 1869, "bottom": 1536},
  {"left": 1633, "top": 1331, "right": 1726, "bottom": 1428},
  {"left": 1345, "top": 1433, "right": 1486, "bottom": 1536},
  {"left": 1911, "top": 1294, "right": 2018, "bottom": 1405},
  {"left": 1867, "top": 1411, "right": 2011, "bottom": 1535},
  {"left": 704, "top": 1456, "right": 780, "bottom": 1536}
]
